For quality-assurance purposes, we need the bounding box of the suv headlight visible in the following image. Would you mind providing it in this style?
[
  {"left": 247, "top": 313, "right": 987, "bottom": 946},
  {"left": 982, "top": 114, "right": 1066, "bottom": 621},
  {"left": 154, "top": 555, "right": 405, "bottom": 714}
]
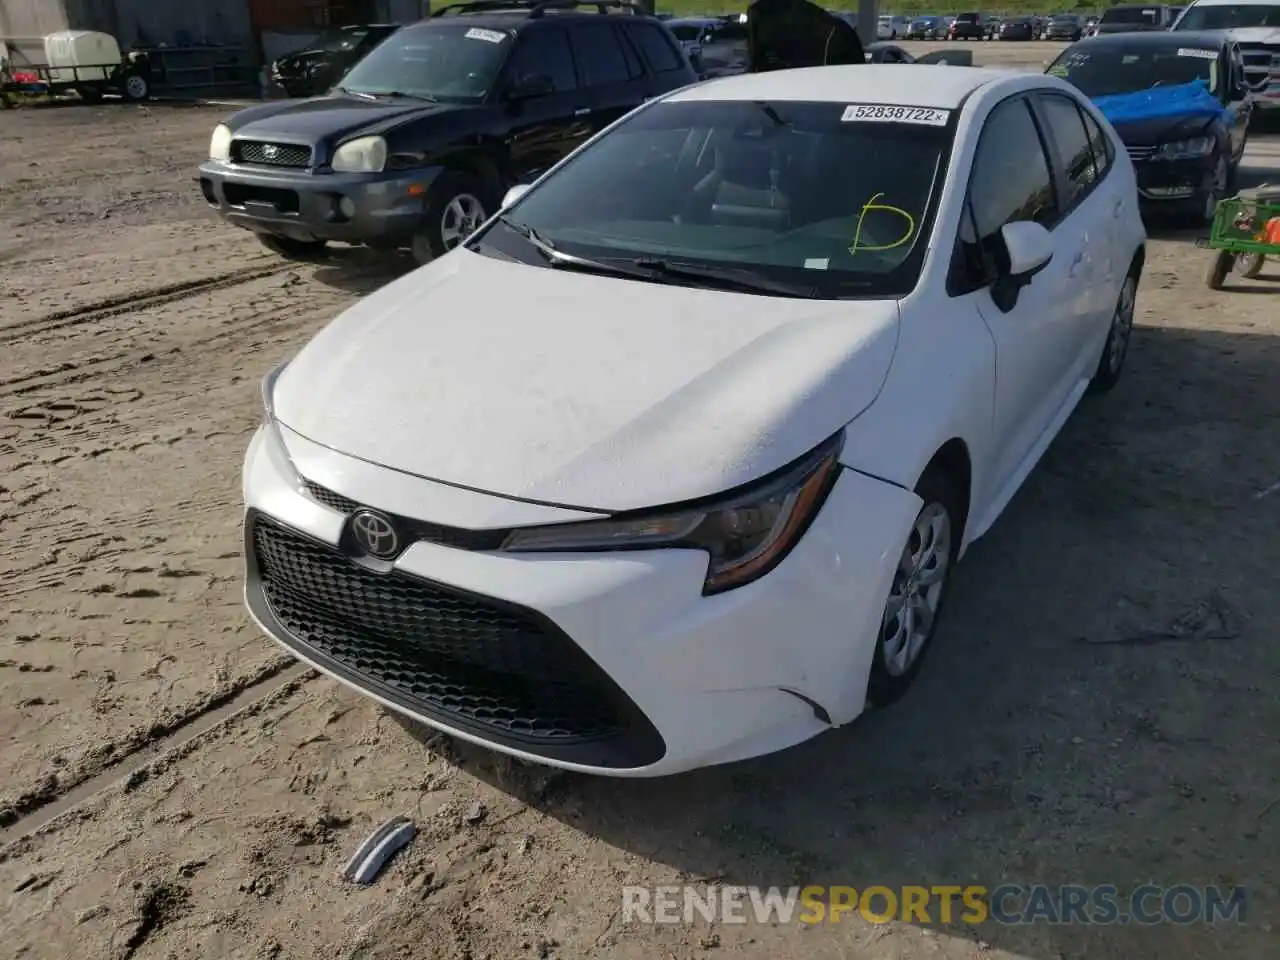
[
  {"left": 501, "top": 433, "right": 845, "bottom": 595},
  {"left": 1153, "top": 136, "right": 1214, "bottom": 161},
  {"left": 210, "top": 123, "right": 232, "bottom": 161},
  {"left": 331, "top": 136, "right": 387, "bottom": 173}
]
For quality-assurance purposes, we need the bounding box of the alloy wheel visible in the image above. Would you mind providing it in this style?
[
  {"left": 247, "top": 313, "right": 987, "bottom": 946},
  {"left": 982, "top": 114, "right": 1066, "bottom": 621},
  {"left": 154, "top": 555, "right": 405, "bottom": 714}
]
[
  {"left": 880, "top": 503, "right": 952, "bottom": 677},
  {"left": 440, "top": 193, "right": 487, "bottom": 250},
  {"left": 1107, "top": 275, "right": 1136, "bottom": 374}
]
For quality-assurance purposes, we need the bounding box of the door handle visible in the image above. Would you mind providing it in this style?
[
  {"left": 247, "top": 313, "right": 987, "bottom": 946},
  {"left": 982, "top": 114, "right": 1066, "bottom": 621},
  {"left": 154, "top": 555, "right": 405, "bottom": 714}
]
[
  {"left": 1068, "top": 249, "right": 1087, "bottom": 277},
  {"left": 573, "top": 107, "right": 590, "bottom": 117},
  {"left": 1112, "top": 197, "right": 1124, "bottom": 217}
]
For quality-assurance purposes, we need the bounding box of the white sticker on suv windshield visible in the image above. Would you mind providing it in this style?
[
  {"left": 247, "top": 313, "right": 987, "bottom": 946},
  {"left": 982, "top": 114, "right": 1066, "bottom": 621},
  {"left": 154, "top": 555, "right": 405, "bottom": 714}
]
[
  {"left": 841, "top": 103, "right": 950, "bottom": 126},
  {"left": 1177, "top": 47, "right": 1218, "bottom": 59},
  {"left": 465, "top": 27, "right": 507, "bottom": 43}
]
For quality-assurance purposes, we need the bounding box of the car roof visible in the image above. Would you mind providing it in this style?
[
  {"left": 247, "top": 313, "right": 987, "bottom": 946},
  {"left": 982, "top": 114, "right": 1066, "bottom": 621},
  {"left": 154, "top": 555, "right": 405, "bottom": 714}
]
[
  {"left": 668, "top": 64, "right": 1002, "bottom": 108},
  {"left": 413, "top": 8, "right": 655, "bottom": 29},
  {"left": 1185, "top": 0, "right": 1275, "bottom": 6},
  {"left": 1070, "top": 28, "right": 1226, "bottom": 47}
]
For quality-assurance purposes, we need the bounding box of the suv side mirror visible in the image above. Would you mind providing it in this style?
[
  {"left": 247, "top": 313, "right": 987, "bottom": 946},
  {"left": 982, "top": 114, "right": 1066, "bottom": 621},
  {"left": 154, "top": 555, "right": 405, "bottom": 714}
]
[
  {"left": 506, "top": 74, "right": 554, "bottom": 101},
  {"left": 991, "top": 220, "right": 1054, "bottom": 311}
]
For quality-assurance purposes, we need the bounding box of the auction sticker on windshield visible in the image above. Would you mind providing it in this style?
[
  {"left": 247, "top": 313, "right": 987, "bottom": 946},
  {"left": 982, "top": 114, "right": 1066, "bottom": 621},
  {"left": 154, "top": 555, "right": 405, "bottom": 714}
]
[
  {"left": 841, "top": 104, "right": 950, "bottom": 126},
  {"left": 1177, "top": 47, "right": 1218, "bottom": 59},
  {"left": 465, "top": 27, "right": 507, "bottom": 43}
]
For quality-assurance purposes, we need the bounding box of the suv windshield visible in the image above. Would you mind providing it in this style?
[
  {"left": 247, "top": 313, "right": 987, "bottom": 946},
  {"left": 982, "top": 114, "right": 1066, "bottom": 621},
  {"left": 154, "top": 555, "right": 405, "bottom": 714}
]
[
  {"left": 1100, "top": 6, "right": 1163, "bottom": 23},
  {"left": 1175, "top": 3, "right": 1280, "bottom": 27},
  {"left": 337, "top": 23, "right": 511, "bottom": 101},
  {"left": 1048, "top": 43, "right": 1219, "bottom": 95},
  {"left": 479, "top": 99, "right": 951, "bottom": 299}
]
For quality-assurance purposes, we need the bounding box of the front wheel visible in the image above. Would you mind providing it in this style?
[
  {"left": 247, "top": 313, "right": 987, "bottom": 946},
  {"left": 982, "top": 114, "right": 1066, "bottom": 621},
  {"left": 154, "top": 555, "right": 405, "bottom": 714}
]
[
  {"left": 411, "top": 171, "right": 490, "bottom": 265},
  {"left": 1240, "top": 253, "right": 1266, "bottom": 279},
  {"left": 1090, "top": 271, "right": 1137, "bottom": 392},
  {"left": 1188, "top": 153, "right": 1228, "bottom": 228},
  {"left": 866, "top": 471, "right": 962, "bottom": 708},
  {"left": 1206, "top": 250, "right": 1234, "bottom": 290}
]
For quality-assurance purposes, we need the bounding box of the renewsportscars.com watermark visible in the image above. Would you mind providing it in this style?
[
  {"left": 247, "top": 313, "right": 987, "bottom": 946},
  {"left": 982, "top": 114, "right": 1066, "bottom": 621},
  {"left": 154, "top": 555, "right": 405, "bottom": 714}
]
[{"left": 622, "top": 884, "right": 1247, "bottom": 926}]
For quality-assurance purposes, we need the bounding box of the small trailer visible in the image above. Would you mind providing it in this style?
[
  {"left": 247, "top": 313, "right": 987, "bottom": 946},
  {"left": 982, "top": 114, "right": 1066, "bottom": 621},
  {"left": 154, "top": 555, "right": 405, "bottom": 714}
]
[{"left": 1, "top": 31, "right": 153, "bottom": 106}]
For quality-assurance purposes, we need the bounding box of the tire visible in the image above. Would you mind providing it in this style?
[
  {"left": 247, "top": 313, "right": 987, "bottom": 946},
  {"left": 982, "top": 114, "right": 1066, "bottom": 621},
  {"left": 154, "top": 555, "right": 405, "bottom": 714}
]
[
  {"left": 76, "top": 84, "right": 104, "bottom": 104},
  {"left": 411, "top": 170, "right": 491, "bottom": 266},
  {"left": 1240, "top": 253, "right": 1266, "bottom": 279},
  {"left": 121, "top": 71, "right": 149, "bottom": 102},
  {"left": 1090, "top": 268, "right": 1138, "bottom": 393},
  {"left": 1206, "top": 250, "right": 1234, "bottom": 290},
  {"left": 256, "top": 233, "right": 328, "bottom": 261},
  {"left": 866, "top": 469, "right": 963, "bottom": 708}
]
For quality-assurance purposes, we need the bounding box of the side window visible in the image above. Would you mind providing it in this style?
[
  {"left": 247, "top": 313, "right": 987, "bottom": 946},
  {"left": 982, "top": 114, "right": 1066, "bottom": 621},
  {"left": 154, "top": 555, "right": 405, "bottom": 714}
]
[
  {"left": 568, "top": 22, "right": 631, "bottom": 87},
  {"left": 616, "top": 24, "right": 644, "bottom": 79},
  {"left": 954, "top": 96, "right": 1058, "bottom": 292},
  {"left": 1038, "top": 93, "right": 1098, "bottom": 210},
  {"left": 505, "top": 26, "right": 577, "bottom": 92},
  {"left": 1078, "top": 104, "right": 1113, "bottom": 180},
  {"left": 628, "top": 22, "right": 684, "bottom": 74}
]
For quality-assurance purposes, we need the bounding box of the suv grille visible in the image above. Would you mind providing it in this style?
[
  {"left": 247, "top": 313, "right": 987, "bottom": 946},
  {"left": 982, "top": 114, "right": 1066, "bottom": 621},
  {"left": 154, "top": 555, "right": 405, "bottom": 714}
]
[
  {"left": 248, "top": 515, "right": 664, "bottom": 766},
  {"left": 231, "top": 140, "right": 312, "bottom": 168},
  {"left": 1239, "top": 44, "right": 1279, "bottom": 90}
]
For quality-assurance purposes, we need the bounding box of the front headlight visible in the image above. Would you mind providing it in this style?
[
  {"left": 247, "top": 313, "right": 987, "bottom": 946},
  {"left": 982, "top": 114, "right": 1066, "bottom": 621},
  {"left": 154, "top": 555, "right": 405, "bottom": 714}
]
[
  {"left": 1153, "top": 136, "right": 1215, "bottom": 161},
  {"left": 331, "top": 136, "right": 387, "bottom": 173},
  {"left": 209, "top": 123, "right": 232, "bottom": 162},
  {"left": 501, "top": 433, "right": 845, "bottom": 595}
]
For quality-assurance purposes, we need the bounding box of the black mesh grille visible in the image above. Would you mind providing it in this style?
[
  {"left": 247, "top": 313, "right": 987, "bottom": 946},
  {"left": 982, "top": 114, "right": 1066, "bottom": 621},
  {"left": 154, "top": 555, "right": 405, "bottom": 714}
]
[
  {"left": 301, "top": 481, "right": 509, "bottom": 551},
  {"left": 248, "top": 515, "right": 664, "bottom": 763},
  {"left": 232, "top": 140, "right": 312, "bottom": 168}
]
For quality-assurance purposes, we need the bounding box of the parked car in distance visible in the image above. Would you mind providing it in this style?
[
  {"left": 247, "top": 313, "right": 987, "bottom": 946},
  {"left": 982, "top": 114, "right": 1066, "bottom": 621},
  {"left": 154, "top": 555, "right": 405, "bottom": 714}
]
[
  {"left": 907, "top": 15, "right": 945, "bottom": 38},
  {"left": 864, "top": 41, "right": 975, "bottom": 63},
  {"left": 269, "top": 24, "right": 400, "bottom": 98},
  {"left": 200, "top": 0, "right": 698, "bottom": 264},
  {"left": 878, "top": 14, "right": 910, "bottom": 38},
  {"left": 665, "top": 16, "right": 718, "bottom": 72},
  {"left": 1047, "top": 31, "right": 1253, "bottom": 224},
  {"left": 1092, "top": 4, "right": 1177, "bottom": 33},
  {"left": 243, "top": 61, "right": 1146, "bottom": 778},
  {"left": 949, "top": 11, "right": 988, "bottom": 38},
  {"left": 1045, "top": 13, "right": 1084, "bottom": 39},
  {"left": 999, "top": 16, "right": 1036, "bottom": 39},
  {"left": 1171, "top": 0, "right": 1280, "bottom": 117}
]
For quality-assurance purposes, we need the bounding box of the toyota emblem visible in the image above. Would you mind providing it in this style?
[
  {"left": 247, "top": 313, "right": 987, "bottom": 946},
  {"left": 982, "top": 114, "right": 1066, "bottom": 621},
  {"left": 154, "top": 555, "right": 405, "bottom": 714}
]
[
  {"left": 350, "top": 510, "right": 401, "bottom": 559},
  {"left": 263, "top": 144, "right": 279, "bottom": 160}
]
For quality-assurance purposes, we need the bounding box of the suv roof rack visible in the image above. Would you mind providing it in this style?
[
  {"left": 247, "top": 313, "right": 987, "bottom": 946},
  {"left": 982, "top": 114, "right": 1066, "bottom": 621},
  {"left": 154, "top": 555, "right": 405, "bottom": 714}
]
[{"left": 431, "top": 0, "right": 646, "bottom": 18}]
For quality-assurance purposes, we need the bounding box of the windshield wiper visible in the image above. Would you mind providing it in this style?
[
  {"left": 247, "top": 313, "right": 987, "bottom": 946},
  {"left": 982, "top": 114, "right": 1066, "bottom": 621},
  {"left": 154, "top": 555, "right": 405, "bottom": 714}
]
[
  {"left": 496, "top": 217, "right": 654, "bottom": 279},
  {"left": 336, "top": 87, "right": 377, "bottom": 101},
  {"left": 369, "top": 90, "right": 439, "bottom": 103},
  {"left": 630, "top": 258, "right": 818, "bottom": 297}
]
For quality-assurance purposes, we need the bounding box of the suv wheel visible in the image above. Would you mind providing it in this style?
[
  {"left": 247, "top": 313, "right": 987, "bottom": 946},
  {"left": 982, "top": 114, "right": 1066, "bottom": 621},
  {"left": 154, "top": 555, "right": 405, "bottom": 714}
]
[{"left": 412, "top": 171, "right": 490, "bottom": 265}]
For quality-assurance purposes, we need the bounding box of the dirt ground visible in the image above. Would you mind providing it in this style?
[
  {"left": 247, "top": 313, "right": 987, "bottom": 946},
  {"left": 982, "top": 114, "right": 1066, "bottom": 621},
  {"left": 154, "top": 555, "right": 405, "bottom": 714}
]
[{"left": 1, "top": 41, "right": 1278, "bottom": 960}]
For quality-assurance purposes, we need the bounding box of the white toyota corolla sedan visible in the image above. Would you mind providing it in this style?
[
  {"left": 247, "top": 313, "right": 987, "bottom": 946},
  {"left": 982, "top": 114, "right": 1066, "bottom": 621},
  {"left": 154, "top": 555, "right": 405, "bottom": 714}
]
[{"left": 244, "top": 64, "right": 1146, "bottom": 777}]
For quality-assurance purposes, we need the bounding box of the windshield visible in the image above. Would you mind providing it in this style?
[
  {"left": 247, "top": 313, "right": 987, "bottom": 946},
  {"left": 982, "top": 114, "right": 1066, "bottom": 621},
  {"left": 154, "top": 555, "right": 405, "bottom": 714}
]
[
  {"left": 1051, "top": 15, "right": 1077, "bottom": 21},
  {"left": 1100, "top": 6, "right": 1162, "bottom": 23},
  {"left": 477, "top": 99, "right": 951, "bottom": 300},
  {"left": 1175, "top": 3, "right": 1280, "bottom": 27},
  {"left": 1048, "top": 44, "right": 1219, "bottom": 96},
  {"left": 957, "top": 13, "right": 979, "bottom": 22},
  {"left": 337, "top": 23, "right": 511, "bottom": 101}
]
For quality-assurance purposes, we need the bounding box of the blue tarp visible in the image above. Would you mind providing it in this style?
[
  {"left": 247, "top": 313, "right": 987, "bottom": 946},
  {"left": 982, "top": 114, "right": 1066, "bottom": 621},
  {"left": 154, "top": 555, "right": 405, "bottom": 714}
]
[{"left": 1090, "top": 79, "right": 1224, "bottom": 126}]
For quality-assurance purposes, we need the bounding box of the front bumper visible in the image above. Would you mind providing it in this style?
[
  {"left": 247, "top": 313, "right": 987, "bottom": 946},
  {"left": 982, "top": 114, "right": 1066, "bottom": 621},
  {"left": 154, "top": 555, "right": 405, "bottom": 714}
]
[
  {"left": 1132, "top": 155, "right": 1216, "bottom": 205},
  {"left": 197, "top": 160, "right": 443, "bottom": 245},
  {"left": 241, "top": 423, "right": 921, "bottom": 777}
]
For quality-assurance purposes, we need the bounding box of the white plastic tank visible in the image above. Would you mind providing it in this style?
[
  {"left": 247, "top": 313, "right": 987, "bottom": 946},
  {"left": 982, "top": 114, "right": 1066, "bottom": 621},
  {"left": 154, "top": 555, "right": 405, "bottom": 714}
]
[{"left": 44, "top": 31, "right": 121, "bottom": 85}]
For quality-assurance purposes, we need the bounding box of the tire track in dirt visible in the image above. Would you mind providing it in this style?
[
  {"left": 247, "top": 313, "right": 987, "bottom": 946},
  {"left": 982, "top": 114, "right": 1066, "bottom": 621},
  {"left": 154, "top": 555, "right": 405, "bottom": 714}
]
[{"left": 0, "top": 261, "right": 298, "bottom": 345}]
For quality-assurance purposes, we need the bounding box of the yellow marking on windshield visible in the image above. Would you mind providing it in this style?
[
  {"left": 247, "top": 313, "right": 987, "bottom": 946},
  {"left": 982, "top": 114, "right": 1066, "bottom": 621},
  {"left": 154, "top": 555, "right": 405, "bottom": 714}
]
[{"left": 850, "top": 193, "right": 917, "bottom": 254}]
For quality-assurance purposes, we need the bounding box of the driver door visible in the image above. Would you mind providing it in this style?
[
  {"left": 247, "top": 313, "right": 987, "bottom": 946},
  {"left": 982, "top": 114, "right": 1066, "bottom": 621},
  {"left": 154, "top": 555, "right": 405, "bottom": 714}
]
[{"left": 499, "top": 26, "right": 593, "bottom": 183}]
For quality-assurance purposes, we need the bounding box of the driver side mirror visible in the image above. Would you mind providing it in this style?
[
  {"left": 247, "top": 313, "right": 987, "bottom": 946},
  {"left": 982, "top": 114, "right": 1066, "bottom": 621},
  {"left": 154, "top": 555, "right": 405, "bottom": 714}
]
[
  {"left": 505, "top": 73, "right": 554, "bottom": 101},
  {"left": 991, "top": 220, "right": 1054, "bottom": 312},
  {"left": 502, "top": 183, "right": 531, "bottom": 208}
]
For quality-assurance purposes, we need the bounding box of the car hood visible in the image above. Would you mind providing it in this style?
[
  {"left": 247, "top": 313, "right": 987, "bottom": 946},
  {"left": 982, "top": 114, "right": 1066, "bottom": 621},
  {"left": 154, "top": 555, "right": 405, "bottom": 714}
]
[
  {"left": 226, "top": 96, "right": 454, "bottom": 143},
  {"left": 1109, "top": 112, "right": 1214, "bottom": 146},
  {"left": 1218, "top": 26, "right": 1280, "bottom": 44},
  {"left": 271, "top": 251, "right": 900, "bottom": 513}
]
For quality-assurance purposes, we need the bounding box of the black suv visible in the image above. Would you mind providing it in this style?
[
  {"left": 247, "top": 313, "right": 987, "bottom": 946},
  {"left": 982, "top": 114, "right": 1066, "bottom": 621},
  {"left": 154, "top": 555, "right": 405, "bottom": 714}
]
[{"left": 198, "top": 0, "right": 697, "bottom": 264}]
